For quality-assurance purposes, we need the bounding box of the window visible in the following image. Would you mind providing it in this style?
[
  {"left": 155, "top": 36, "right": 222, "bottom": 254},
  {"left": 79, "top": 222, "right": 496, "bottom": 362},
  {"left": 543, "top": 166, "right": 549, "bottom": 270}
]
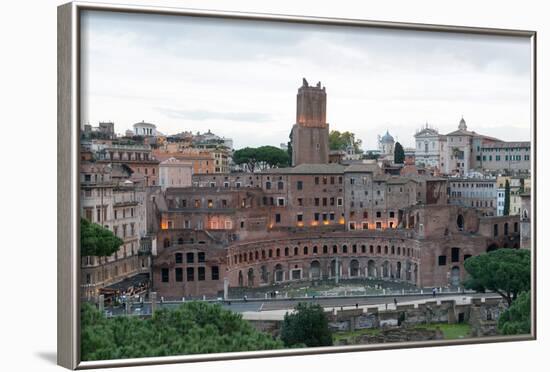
[
  {"left": 297, "top": 214, "right": 303, "bottom": 222},
  {"left": 212, "top": 266, "right": 219, "bottom": 280},
  {"left": 278, "top": 181, "right": 284, "bottom": 190},
  {"left": 314, "top": 177, "right": 319, "bottom": 185},
  {"left": 389, "top": 211, "right": 395, "bottom": 218},
  {"left": 198, "top": 267, "right": 205, "bottom": 281},
  {"left": 438, "top": 255, "right": 447, "bottom": 266},
  {"left": 451, "top": 248, "right": 460, "bottom": 262},
  {"left": 186, "top": 267, "right": 194, "bottom": 281},
  {"left": 175, "top": 268, "right": 183, "bottom": 282},
  {"left": 314, "top": 198, "right": 320, "bottom": 206},
  {"left": 198, "top": 252, "right": 205, "bottom": 263},
  {"left": 376, "top": 211, "right": 382, "bottom": 218},
  {"left": 186, "top": 252, "right": 194, "bottom": 263},
  {"left": 175, "top": 253, "right": 183, "bottom": 264},
  {"left": 493, "top": 224, "right": 499, "bottom": 237},
  {"left": 161, "top": 268, "right": 169, "bottom": 283},
  {"left": 297, "top": 181, "right": 303, "bottom": 190},
  {"left": 275, "top": 214, "right": 281, "bottom": 223},
  {"left": 266, "top": 181, "right": 271, "bottom": 189}
]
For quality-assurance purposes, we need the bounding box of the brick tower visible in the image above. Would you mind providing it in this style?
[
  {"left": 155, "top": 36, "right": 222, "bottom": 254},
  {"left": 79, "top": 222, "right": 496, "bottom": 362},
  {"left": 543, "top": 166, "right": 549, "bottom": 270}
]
[{"left": 291, "top": 78, "right": 329, "bottom": 166}]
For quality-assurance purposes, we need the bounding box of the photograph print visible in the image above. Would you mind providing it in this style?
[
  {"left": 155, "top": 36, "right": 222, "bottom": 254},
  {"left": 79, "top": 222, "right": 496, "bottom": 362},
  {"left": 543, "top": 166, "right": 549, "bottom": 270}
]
[{"left": 77, "top": 7, "right": 534, "bottom": 363}]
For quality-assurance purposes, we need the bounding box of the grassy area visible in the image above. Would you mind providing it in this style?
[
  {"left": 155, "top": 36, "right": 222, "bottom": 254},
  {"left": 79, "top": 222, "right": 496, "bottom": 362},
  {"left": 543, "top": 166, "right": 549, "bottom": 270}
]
[
  {"left": 415, "top": 323, "right": 472, "bottom": 340},
  {"left": 333, "top": 323, "right": 472, "bottom": 344}
]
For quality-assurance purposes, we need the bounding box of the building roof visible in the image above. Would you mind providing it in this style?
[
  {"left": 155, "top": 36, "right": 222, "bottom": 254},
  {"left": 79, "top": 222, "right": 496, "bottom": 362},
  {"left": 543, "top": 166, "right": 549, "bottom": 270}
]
[
  {"left": 481, "top": 141, "right": 530, "bottom": 149},
  {"left": 266, "top": 163, "right": 347, "bottom": 175},
  {"left": 344, "top": 162, "right": 381, "bottom": 174}
]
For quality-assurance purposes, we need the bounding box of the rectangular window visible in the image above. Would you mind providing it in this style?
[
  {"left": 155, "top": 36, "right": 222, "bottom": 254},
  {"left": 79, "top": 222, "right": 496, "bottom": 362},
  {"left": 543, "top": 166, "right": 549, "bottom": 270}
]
[
  {"left": 451, "top": 248, "right": 460, "bottom": 263},
  {"left": 314, "top": 212, "right": 320, "bottom": 221},
  {"left": 211, "top": 266, "right": 219, "bottom": 280},
  {"left": 314, "top": 198, "right": 320, "bottom": 206},
  {"left": 186, "top": 267, "right": 194, "bottom": 281},
  {"left": 297, "top": 214, "right": 303, "bottom": 222},
  {"left": 438, "top": 255, "right": 447, "bottom": 266},
  {"left": 187, "top": 252, "right": 194, "bottom": 263},
  {"left": 314, "top": 177, "right": 319, "bottom": 185},
  {"left": 297, "top": 181, "right": 303, "bottom": 190},
  {"left": 275, "top": 214, "right": 281, "bottom": 223},
  {"left": 198, "top": 252, "right": 205, "bottom": 263},
  {"left": 161, "top": 268, "right": 169, "bottom": 283},
  {"left": 198, "top": 267, "right": 205, "bottom": 281},
  {"left": 175, "top": 268, "right": 183, "bottom": 282}
]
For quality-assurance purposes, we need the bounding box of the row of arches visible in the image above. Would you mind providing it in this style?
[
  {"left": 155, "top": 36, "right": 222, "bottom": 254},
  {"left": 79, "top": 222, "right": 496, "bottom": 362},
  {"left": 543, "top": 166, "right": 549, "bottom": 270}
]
[
  {"left": 229, "top": 242, "right": 419, "bottom": 268},
  {"left": 234, "top": 258, "right": 419, "bottom": 287}
]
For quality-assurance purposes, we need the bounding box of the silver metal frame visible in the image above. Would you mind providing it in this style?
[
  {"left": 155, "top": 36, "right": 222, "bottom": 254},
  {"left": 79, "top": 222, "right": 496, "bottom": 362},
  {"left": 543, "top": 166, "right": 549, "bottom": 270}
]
[{"left": 57, "top": 1, "right": 537, "bottom": 369}]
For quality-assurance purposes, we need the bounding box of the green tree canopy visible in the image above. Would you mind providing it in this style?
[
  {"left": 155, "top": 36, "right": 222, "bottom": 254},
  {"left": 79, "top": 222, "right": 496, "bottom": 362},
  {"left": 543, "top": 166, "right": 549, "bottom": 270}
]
[
  {"left": 497, "top": 290, "right": 531, "bottom": 335},
  {"left": 280, "top": 302, "right": 333, "bottom": 348},
  {"left": 81, "top": 218, "right": 123, "bottom": 257},
  {"left": 464, "top": 248, "right": 530, "bottom": 306},
  {"left": 81, "top": 301, "right": 283, "bottom": 361},
  {"left": 394, "top": 142, "right": 405, "bottom": 164},
  {"left": 233, "top": 146, "right": 290, "bottom": 172},
  {"left": 329, "top": 130, "right": 363, "bottom": 154}
]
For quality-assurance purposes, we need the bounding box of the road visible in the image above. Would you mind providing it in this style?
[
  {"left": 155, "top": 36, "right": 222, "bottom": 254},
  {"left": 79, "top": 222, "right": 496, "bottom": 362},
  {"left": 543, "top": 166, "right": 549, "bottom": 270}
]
[{"left": 105, "top": 292, "right": 497, "bottom": 317}]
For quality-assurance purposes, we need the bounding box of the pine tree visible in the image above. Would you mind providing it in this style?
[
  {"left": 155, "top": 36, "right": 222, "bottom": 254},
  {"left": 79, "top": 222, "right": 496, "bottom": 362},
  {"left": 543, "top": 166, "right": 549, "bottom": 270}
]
[
  {"left": 394, "top": 142, "right": 405, "bottom": 164},
  {"left": 503, "top": 179, "right": 511, "bottom": 216}
]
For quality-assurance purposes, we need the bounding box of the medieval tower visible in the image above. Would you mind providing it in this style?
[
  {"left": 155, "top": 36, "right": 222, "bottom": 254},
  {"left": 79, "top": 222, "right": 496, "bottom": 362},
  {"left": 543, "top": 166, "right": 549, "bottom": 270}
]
[{"left": 291, "top": 78, "right": 330, "bottom": 166}]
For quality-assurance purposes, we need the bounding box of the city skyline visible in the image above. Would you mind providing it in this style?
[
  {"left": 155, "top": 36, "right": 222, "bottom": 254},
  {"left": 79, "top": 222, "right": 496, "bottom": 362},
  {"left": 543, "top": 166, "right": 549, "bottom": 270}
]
[{"left": 81, "top": 10, "right": 532, "bottom": 150}]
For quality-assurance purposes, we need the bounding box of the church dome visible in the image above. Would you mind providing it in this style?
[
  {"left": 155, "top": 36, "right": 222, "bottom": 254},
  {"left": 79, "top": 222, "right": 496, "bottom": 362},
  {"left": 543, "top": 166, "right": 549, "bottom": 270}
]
[
  {"left": 459, "top": 116, "right": 467, "bottom": 130},
  {"left": 381, "top": 130, "right": 395, "bottom": 143}
]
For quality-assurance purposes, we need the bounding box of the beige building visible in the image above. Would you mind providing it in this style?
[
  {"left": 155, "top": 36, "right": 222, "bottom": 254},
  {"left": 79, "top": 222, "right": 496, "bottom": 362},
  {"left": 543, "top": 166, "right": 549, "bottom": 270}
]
[
  {"left": 80, "top": 161, "right": 149, "bottom": 300},
  {"left": 159, "top": 157, "right": 193, "bottom": 190}
]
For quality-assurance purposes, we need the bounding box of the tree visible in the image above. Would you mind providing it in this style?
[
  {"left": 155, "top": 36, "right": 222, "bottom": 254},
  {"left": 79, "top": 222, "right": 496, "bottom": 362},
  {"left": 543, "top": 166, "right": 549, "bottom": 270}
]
[
  {"left": 394, "top": 142, "right": 405, "bottom": 164},
  {"left": 463, "top": 249, "right": 530, "bottom": 306},
  {"left": 497, "top": 291, "right": 531, "bottom": 335},
  {"left": 503, "top": 179, "right": 511, "bottom": 216},
  {"left": 81, "top": 301, "right": 283, "bottom": 361},
  {"left": 233, "top": 146, "right": 290, "bottom": 172},
  {"left": 280, "top": 303, "right": 332, "bottom": 347},
  {"left": 81, "top": 218, "right": 123, "bottom": 257},
  {"left": 329, "top": 130, "right": 363, "bottom": 154}
]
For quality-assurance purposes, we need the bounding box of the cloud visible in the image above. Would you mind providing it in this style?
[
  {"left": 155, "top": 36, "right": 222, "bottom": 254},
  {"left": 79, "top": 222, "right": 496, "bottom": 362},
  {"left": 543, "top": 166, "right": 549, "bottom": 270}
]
[{"left": 154, "top": 107, "right": 274, "bottom": 123}]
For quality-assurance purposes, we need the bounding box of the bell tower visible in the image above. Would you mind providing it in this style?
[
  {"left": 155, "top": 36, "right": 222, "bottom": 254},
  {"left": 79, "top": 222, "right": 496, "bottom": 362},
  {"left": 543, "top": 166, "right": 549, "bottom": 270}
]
[{"left": 291, "top": 78, "right": 329, "bottom": 166}]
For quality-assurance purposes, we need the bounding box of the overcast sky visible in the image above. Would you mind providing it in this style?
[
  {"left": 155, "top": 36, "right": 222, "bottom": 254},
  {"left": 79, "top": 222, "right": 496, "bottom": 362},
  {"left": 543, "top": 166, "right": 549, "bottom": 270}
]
[{"left": 81, "top": 10, "right": 532, "bottom": 150}]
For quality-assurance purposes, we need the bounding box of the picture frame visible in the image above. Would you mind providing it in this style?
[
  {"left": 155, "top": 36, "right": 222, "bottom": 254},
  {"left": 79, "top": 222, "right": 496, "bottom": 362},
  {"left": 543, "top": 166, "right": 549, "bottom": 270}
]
[{"left": 57, "top": 1, "right": 537, "bottom": 369}]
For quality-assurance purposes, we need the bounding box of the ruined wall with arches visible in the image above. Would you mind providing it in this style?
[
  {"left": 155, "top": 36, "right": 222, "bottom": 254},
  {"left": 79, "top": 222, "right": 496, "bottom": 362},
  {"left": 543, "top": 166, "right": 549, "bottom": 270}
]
[{"left": 225, "top": 233, "right": 422, "bottom": 288}]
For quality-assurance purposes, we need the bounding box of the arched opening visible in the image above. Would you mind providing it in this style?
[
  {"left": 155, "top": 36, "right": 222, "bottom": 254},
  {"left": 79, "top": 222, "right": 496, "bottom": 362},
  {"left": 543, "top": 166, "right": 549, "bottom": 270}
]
[
  {"left": 406, "top": 261, "right": 412, "bottom": 281},
  {"left": 247, "top": 268, "right": 254, "bottom": 287},
  {"left": 330, "top": 260, "right": 342, "bottom": 278},
  {"left": 274, "top": 264, "right": 284, "bottom": 282},
  {"left": 310, "top": 260, "right": 321, "bottom": 279},
  {"left": 450, "top": 266, "right": 460, "bottom": 286},
  {"left": 350, "top": 259, "right": 360, "bottom": 277},
  {"left": 504, "top": 223, "right": 509, "bottom": 236},
  {"left": 382, "top": 261, "right": 389, "bottom": 278},
  {"left": 396, "top": 262, "right": 402, "bottom": 279},
  {"left": 457, "top": 215, "right": 464, "bottom": 231},
  {"left": 260, "top": 265, "right": 268, "bottom": 283},
  {"left": 238, "top": 271, "right": 244, "bottom": 287},
  {"left": 367, "top": 260, "right": 376, "bottom": 278}
]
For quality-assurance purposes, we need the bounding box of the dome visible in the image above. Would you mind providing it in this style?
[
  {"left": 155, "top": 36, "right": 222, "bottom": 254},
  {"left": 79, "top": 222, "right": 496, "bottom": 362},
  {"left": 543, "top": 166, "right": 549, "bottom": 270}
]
[{"left": 381, "top": 130, "right": 394, "bottom": 143}]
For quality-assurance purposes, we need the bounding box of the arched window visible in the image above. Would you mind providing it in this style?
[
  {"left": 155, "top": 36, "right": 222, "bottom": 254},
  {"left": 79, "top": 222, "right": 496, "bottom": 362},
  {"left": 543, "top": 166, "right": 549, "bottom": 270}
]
[
  {"left": 504, "top": 223, "right": 509, "bottom": 236},
  {"left": 294, "top": 247, "right": 299, "bottom": 255},
  {"left": 303, "top": 246, "right": 308, "bottom": 255},
  {"left": 285, "top": 247, "right": 289, "bottom": 256},
  {"left": 457, "top": 215, "right": 464, "bottom": 231},
  {"left": 313, "top": 246, "right": 318, "bottom": 254}
]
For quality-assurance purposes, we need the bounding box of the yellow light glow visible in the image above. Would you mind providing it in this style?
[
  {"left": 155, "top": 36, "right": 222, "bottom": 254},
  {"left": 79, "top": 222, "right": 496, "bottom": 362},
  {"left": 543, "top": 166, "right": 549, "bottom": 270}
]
[
  {"left": 311, "top": 221, "right": 319, "bottom": 226},
  {"left": 323, "top": 220, "right": 330, "bottom": 225},
  {"left": 338, "top": 217, "right": 345, "bottom": 225},
  {"left": 297, "top": 222, "right": 304, "bottom": 227},
  {"left": 160, "top": 220, "right": 168, "bottom": 230}
]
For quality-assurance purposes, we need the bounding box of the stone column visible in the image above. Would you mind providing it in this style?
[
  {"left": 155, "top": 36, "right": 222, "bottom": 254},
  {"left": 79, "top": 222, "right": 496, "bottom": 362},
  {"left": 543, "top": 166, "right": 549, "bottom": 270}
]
[
  {"left": 98, "top": 295, "right": 104, "bottom": 314},
  {"left": 150, "top": 292, "right": 157, "bottom": 316},
  {"left": 223, "top": 278, "right": 229, "bottom": 300}
]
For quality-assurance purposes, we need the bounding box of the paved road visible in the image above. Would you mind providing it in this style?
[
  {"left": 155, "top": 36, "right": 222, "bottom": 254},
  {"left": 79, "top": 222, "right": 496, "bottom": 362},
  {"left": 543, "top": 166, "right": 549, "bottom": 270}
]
[{"left": 105, "top": 292, "right": 496, "bottom": 317}]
